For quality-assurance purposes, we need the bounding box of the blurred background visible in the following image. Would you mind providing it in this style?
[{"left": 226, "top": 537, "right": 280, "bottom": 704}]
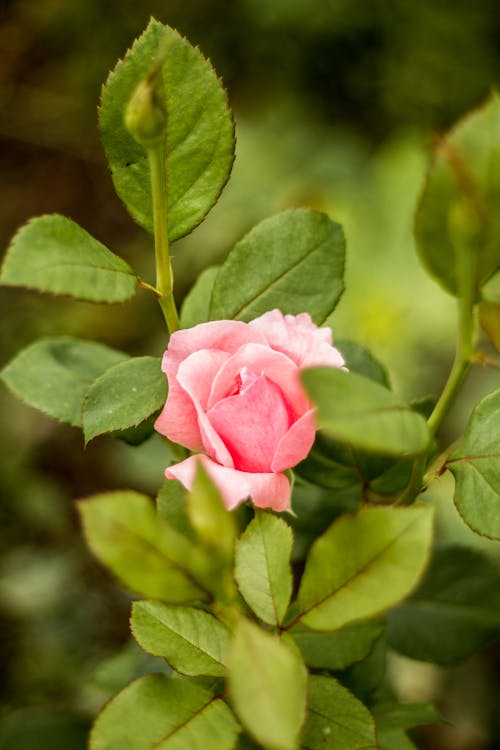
[{"left": 1, "top": 1, "right": 499, "bottom": 748}]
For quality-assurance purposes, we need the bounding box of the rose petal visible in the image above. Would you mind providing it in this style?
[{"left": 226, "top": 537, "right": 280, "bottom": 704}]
[
  {"left": 166, "top": 455, "right": 291, "bottom": 511},
  {"left": 154, "top": 384, "right": 203, "bottom": 452},
  {"left": 207, "top": 373, "right": 292, "bottom": 472},
  {"left": 250, "top": 309, "right": 345, "bottom": 368},
  {"left": 207, "top": 343, "right": 309, "bottom": 416},
  {"left": 176, "top": 350, "right": 234, "bottom": 468},
  {"left": 271, "top": 408, "right": 317, "bottom": 473}
]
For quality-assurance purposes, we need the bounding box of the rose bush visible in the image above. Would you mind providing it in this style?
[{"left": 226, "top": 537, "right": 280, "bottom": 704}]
[{"left": 155, "top": 309, "right": 345, "bottom": 510}]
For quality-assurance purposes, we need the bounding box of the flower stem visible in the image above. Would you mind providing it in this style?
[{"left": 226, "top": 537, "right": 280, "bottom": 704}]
[{"left": 148, "top": 141, "right": 180, "bottom": 333}]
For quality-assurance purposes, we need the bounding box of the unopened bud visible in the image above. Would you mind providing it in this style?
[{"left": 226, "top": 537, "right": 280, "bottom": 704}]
[{"left": 125, "top": 75, "right": 166, "bottom": 148}]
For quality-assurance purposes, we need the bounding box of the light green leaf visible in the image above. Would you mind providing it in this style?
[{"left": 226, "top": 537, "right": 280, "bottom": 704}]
[
  {"left": 0, "top": 214, "right": 137, "bottom": 302},
  {"left": 447, "top": 388, "right": 500, "bottom": 539},
  {"left": 78, "top": 490, "right": 207, "bottom": 603},
  {"left": 235, "top": 511, "right": 293, "bottom": 626},
  {"left": 301, "top": 367, "right": 430, "bottom": 456},
  {"left": 301, "top": 675, "right": 376, "bottom": 750},
  {"left": 99, "top": 19, "right": 235, "bottom": 241},
  {"left": 187, "top": 463, "right": 237, "bottom": 561},
  {"left": 228, "top": 619, "right": 307, "bottom": 750},
  {"left": 372, "top": 701, "right": 443, "bottom": 731},
  {"left": 180, "top": 266, "right": 220, "bottom": 328},
  {"left": 290, "top": 619, "right": 385, "bottom": 671},
  {"left": 82, "top": 356, "right": 166, "bottom": 443},
  {"left": 131, "top": 601, "right": 230, "bottom": 676},
  {"left": 90, "top": 674, "right": 240, "bottom": 750},
  {"left": 415, "top": 92, "right": 500, "bottom": 295},
  {"left": 295, "top": 504, "right": 434, "bottom": 631},
  {"left": 210, "top": 209, "right": 345, "bottom": 323},
  {"left": 387, "top": 545, "right": 500, "bottom": 664},
  {"left": 1, "top": 337, "right": 128, "bottom": 426}
]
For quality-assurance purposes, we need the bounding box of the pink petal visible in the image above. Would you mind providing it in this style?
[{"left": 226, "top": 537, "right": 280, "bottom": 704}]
[
  {"left": 249, "top": 309, "right": 345, "bottom": 369},
  {"left": 207, "top": 343, "right": 309, "bottom": 417},
  {"left": 207, "top": 373, "right": 292, "bottom": 472},
  {"left": 271, "top": 408, "right": 317, "bottom": 473},
  {"left": 155, "top": 384, "right": 203, "bottom": 452},
  {"left": 166, "top": 455, "right": 291, "bottom": 511},
  {"left": 176, "top": 350, "right": 234, "bottom": 468},
  {"left": 161, "top": 320, "right": 267, "bottom": 379}
]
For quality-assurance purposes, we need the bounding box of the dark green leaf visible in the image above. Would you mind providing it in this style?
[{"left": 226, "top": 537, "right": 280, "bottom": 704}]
[
  {"left": 387, "top": 545, "right": 500, "bottom": 664},
  {"left": 78, "top": 490, "right": 207, "bottom": 602},
  {"left": 415, "top": 93, "right": 500, "bottom": 295},
  {"left": 210, "top": 209, "right": 345, "bottom": 323},
  {"left": 131, "top": 601, "right": 230, "bottom": 676},
  {"left": 290, "top": 619, "right": 385, "bottom": 671},
  {"left": 294, "top": 504, "right": 434, "bottom": 631},
  {"left": 180, "top": 266, "right": 219, "bottom": 328},
  {"left": 301, "top": 675, "right": 376, "bottom": 750},
  {"left": 90, "top": 674, "right": 240, "bottom": 750},
  {"left": 100, "top": 19, "right": 235, "bottom": 240},
  {"left": 228, "top": 619, "right": 307, "bottom": 750},
  {"left": 1, "top": 337, "right": 127, "bottom": 426},
  {"left": 372, "top": 701, "right": 443, "bottom": 731},
  {"left": 335, "top": 339, "right": 390, "bottom": 386},
  {"left": 0, "top": 215, "right": 137, "bottom": 302},
  {"left": 301, "top": 367, "right": 430, "bottom": 456},
  {"left": 82, "top": 356, "right": 166, "bottom": 443},
  {"left": 235, "top": 511, "right": 293, "bottom": 626},
  {"left": 447, "top": 388, "right": 500, "bottom": 539}
]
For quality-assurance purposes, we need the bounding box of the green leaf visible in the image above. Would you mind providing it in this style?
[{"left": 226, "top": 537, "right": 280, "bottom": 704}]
[
  {"left": 157, "top": 480, "right": 194, "bottom": 539},
  {"left": 0, "top": 214, "right": 137, "bottom": 302},
  {"left": 372, "top": 701, "right": 443, "bottom": 731},
  {"left": 186, "top": 463, "right": 237, "bottom": 561},
  {"left": 90, "top": 674, "right": 240, "bottom": 750},
  {"left": 387, "top": 545, "right": 500, "bottom": 664},
  {"left": 78, "top": 490, "right": 207, "bottom": 603},
  {"left": 131, "top": 601, "right": 230, "bottom": 676},
  {"left": 210, "top": 209, "right": 345, "bottom": 323},
  {"left": 294, "top": 504, "right": 434, "bottom": 631},
  {"left": 228, "top": 618, "right": 307, "bottom": 750},
  {"left": 301, "top": 367, "right": 430, "bottom": 456},
  {"left": 82, "top": 356, "right": 166, "bottom": 443},
  {"left": 1, "top": 337, "right": 127, "bottom": 426},
  {"left": 335, "top": 339, "right": 390, "bottom": 387},
  {"left": 415, "top": 92, "right": 500, "bottom": 295},
  {"left": 180, "top": 266, "right": 220, "bottom": 328},
  {"left": 235, "top": 511, "right": 293, "bottom": 626},
  {"left": 301, "top": 675, "right": 376, "bottom": 750},
  {"left": 447, "top": 388, "right": 500, "bottom": 539},
  {"left": 99, "top": 19, "right": 235, "bottom": 241},
  {"left": 290, "top": 619, "right": 385, "bottom": 671}
]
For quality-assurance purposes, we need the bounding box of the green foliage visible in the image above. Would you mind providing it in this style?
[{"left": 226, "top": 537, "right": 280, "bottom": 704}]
[
  {"left": 210, "top": 209, "right": 345, "bottom": 323},
  {"left": 294, "top": 504, "right": 434, "bottom": 630},
  {"left": 82, "top": 356, "right": 166, "bottom": 443},
  {"left": 415, "top": 93, "right": 500, "bottom": 295},
  {"left": 387, "top": 545, "right": 500, "bottom": 664},
  {"left": 373, "top": 701, "right": 443, "bottom": 750},
  {"left": 228, "top": 619, "right": 307, "bottom": 750},
  {"left": 235, "top": 510, "right": 293, "bottom": 626},
  {"left": 131, "top": 601, "right": 230, "bottom": 677},
  {"left": 78, "top": 490, "right": 207, "bottom": 603},
  {"left": 186, "top": 464, "right": 237, "bottom": 563},
  {"left": 335, "top": 339, "right": 390, "bottom": 386},
  {"left": 99, "top": 19, "right": 235, "bottom": 240},
  {"left": 0, "top": 214, "right": 137, "bottom": 303},
  {"left": 447, "top": 388, "right": 500, "bottom": 539},
  {"left": 290, "top": 619, "right": 385, "bottom": 671},
  {"left": 180, "top": 266, "right": 219, "bottom": 328},
  {"left": 301, "top": 675, "right": 376, "bottom": 750},
  {"left": 301, "top": 368, "right": 430, "bottom": 456},
  {"left": 90, "top": 674, "right": 240, "bottom": 750},
  {"left": 1, "top": 337, "right": 127, "bottom": 426}
]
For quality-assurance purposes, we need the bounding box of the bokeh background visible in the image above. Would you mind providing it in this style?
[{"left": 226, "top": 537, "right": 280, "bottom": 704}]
[{"left": 1, "top": 1, "right": 499, "bottom": 748}]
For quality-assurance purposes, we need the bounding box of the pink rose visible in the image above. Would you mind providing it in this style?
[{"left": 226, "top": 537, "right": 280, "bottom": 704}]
[{"left": 155, "top": 309, "right": 345, "bottom": 511}]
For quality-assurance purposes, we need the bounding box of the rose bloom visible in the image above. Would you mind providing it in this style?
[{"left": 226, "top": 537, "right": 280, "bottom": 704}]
[{"left": 155, "top": 309, "right": 345, "bottom": 511}]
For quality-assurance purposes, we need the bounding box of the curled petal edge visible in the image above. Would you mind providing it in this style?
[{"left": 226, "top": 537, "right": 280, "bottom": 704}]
[{"left": 165, "top": 455, "right": 291, "bottom": 512}]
